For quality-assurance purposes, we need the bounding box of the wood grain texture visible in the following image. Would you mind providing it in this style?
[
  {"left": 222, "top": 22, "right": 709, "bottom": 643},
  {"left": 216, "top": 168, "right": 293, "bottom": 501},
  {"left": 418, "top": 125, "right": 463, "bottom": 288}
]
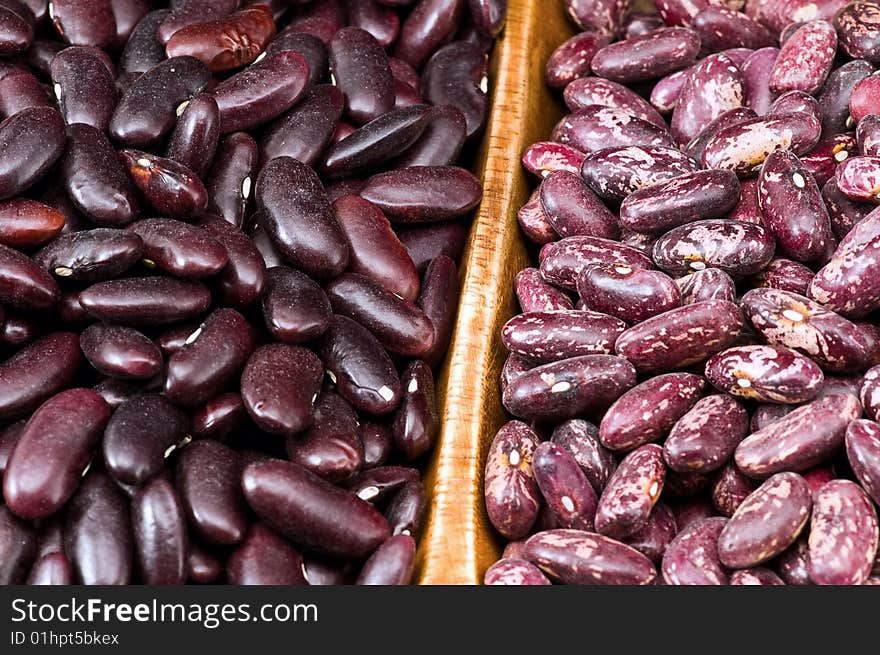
[{"left": 415, "top": 0, "right": 574, "bottom": 585}]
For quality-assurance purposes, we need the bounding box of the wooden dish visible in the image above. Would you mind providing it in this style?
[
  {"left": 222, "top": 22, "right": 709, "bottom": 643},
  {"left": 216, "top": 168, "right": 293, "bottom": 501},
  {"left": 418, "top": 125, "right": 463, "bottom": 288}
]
[{"left": 415, "top": 0, "right": 575, "bottom": 584}]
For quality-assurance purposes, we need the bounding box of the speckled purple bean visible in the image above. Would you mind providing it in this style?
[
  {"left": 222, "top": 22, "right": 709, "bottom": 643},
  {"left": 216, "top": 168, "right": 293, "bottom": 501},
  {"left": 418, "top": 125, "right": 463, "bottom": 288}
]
[
  {"left": 664, "top": 394, "right": 749, "bottom": 474},
  {"left": 822, "top": 179, "right": 874, "bottom": 240},
  {"left": 545, "top": 31, "right": 609, "bottom": 90},
  {"left": 671, "top": 53, "right": 744, "bottom": 147},
  {"left": 483, "top": 558, "right": 551, "bottom": 585},
  {"left": 552, "top": 106, "right": 675, "bottom": 156},
  {"left": 651, "top": 219, "right": 776, "bottom": 276},
  {"left": 539, "top": 236, "right": 653, "bottom": 290},
  {"left": 706, "top": 344, "right": 823, "bottom": 403},
  {"left": 798, "top": 133, "right": 856, "bottom": 187},
  {"left": 621, "top": 502, "right": 676, "bottom": 563},
  {"left": 711, "top": 462, "right": 758, "bottom": 516},
  {"left": 768, "top": 20, "right": 837, "bottom": 95},
  {"left": 691, "top": 6, "right": 774, "bottom": 51},
  {"left": 577, "top": 263, "right": 681, "bottom": 324},
  {"left": 857, "top": 114, "right": 880, "bottom": 158},
  {"left": 614, "top": 300, "right": 744, "bottom": 373},
  {"left": 735, "top": 393, "right": 862, "bottom": 478},
  {"left": 580, "top": 145, "right": 699, "bottom": 202},
  {"left": 675, "top": 268, "right": 737, "bottom": 304},
  {"left": 834, "top": 1, "right": 880, "bottom": 63},
  {"left": 484, "top": 421, "right": 542, "bottom": 540},
  {"left": 563, "top": 78, "right": 666, "bottom": 127},
  {"left": 515, "top": 268, "right": 573, "bottom": 313},
  {"left": 684, "top": 107, "right": 757, "bottom": 163},
  {"left": 845, "top": 419, "right": 880, "bottom": 505},
  {"left": 650, "top": 68, "right": 689, "bottom": 115},
  {"left": 590, "top": 27, "right": 701, "bottom": 83},
  {"left": 521, "top": 141, "right": 586, "bottom": 179},
  {"left": 538, "top": 171, "right": 619, "bottom": 240},
  {"left": 595, "top": 444, "right": 665, "bottom": 539},
  {"left": 662, "top": 517, "right": 728, "bottom": 585},
  {"left": 835, "top": 155, "right": 880, "bottom": 203},
  {"left": 533, "top": 442, "right": 598, "bottom": 531},
  {"left": 502, "top": 309, "right": 626, "bottom": 364},
  {"left": 730, "top": 567, "right": 785, "bottom": 584},
  {"left": 817, "top": 60, "right": 875, "bottom": 137},
  {"left": 517, "top": 189, "right": 557, "bottom": 245},
  {"left": 551, "top": 419, "right": 616, "bottom": 491},
  {"left": 750, "top": 258, "right": 814, "bottom": 295}
]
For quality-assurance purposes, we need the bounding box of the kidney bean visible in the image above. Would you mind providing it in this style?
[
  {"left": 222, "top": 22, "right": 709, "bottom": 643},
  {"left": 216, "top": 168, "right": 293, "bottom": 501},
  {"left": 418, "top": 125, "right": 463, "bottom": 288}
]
[
  {"left": 188, "top": 392, "right": 242, "bottom": 441},
  {"left": 157, "top": 0, "right": 238, "bottom": 44},
  {"left": 79, "top": 276, "right": 212, "bottom": 326},
  {"left": 846, "top": 419, "right": 880, "bottom": 505},
  {"left": 706, "top": 345, "right": 824, "bottom": 404},
  {"left": 564, "top": 78, "right": 666, "bottom": 128},
  {"left": 664, "top": 394, "right": 750, "bottom": 475},
  {"left": 537, "top": 171, "right": 618, "bottom": 240},
  {"left": 265, "top": 29, "right": 328, "bottom": 82},
  {"left": 741, "top": 287, "right": 871, "bottom": 372},
  {"left": 357, "top": 422, "right": 391, "bottom": 469},
  {"left": 0, "top": 504, "right": 35, "bottom": 584},
  {"left": 615, "top": 300, "right": 744, "bottom": 373},
  {"left": 484, "top": 558, "right": 551, "bottom": 585},
  {"left": 545, "top": 31, "right": 609, "bottom": 90},
  {"left": 736, "top": 393, "right": 861, "bottom": 478},
  {"left": 772, "top": 534, "right": 811, "bottom": 584},
  {"left": 661, "top": 517, "right": 728, "bottom": 585},
  {"left": 835, "top": 1, "right": 880, "bottom": 63},
  {"left": 396, "top": 221, "right": 467, "bottom": 274},
  {"left": 826, "top": 178, "right": 872, "bottom": 241},
  {"left": 394, "top": 0, "right": 464, "bottom": 69},
  {"left": 808, "top": 240, "right": 880, "bottom": 319},
  {"left": 652, "top": 219, "right": 776, "bottom": 276},
  {"left": 50, "top": 46, "right": 117, "bottom": 132},
  {"left": 665, "top": 469, "right": 712, "bottom": 499},
  {"left": 119, "top": 9, "right": 169, "bottom": 74},
  {"left": 861, "top": 366, "right": 880, "bottom": 422},
  {"left": 119, "top": 150, "right": 208, "bottom": 219},
  {"left": 517, "top": 189, "right": 557, "bottom": 244},
  {"left": 799, "top": 133, "right": 857, "bottom": 188},
  {"left": 553, "top": 106, "right": 675, "bottom": 157},
  {"left": 226, "top": 522, "right": 307, "bottom": 585},
  {"left": 421, "top": 41, "right": 487, "bottom": 140},
  {"left": 735, "top": 47, "right": 776, "bottom": 117},
  {"left": 849, "top": 74, "right": 880, "bottom": 124},
  {"left": 35, "top": 228, "right": 142, "bottom": 282},
  {"left": 110, "top": 56, "right": 210, "bottom": 146},
  {"left": 79, "top": 324, "right": 161, "bottom": 381},
  {"left": 750, "top": 403, "right": 793, "bottom": 432},
  {"left": 768, "top": 21, "right": 838, "bottom": 95},
  {"left": 416, "top": 255, "right": 458, "bottom": 367},
  {"left": 348, "top": 466, "right": 420, "bottom": 505},
  {"left": 594, "top": 444, "right": 665, "bottom": 539},
  {"left": 521, "top": 142, "right": 586, "bottom": 179},
  {"left": 857, "top": 114, "right": 880, "bottom": 158},
  {"left": 261, "top": 85, "right": 343, "bottom": 168},
  {"left": 165, "top": 95, "right": 219, "bottom": 180},
  {"left": 384, "top": 478, "right": 426, "bottom": 535},
  {"left": 62, "top": 471, "right": 131, "bottom": 585},
  {"left": 0, "top": 106, "right": 65, "bottom": 200},
  {"left": 502, "top": 309, "right": 626, "bottom": 365},
  {"left": 540, "top": 236, "right": 653, "bottom": 290},
  {"left": 676, "top": 268, "right": 737, "bottom": 304},
  {"left": 3, "top": 388, "right": 108, "bottom": 519},
  {"left": 835, "top": 155, "right": 880, "bottom": 203},
  {"left": 728, "top": 567, "right": 784, "bottom": 585},
  {"left": 128, "top": 219, "right": 227, "bottom": 280},
  {"left": 353, "top": 533, "right": 415, "bottom": 584},
  {"left": 816, "top": 61, "right": 875, "bottom": 138},
  {"left": 0, "top": 199, "right": 62, "bottom": 249},
  {"left": 0, "top": 420, "right": 23, "bottom": 477},
  {"left": 0, "top": 68, "right": 51, "bottom": 120},
  {"left": 186, "top": 542, "right": 223, "bottom": 584},
  {"left": 620, "top": 501, "right": 676, "bottom": 563},
  {"left": 515, "top": 268, "right": 571, "bottom": 313},
  {"left": 532, "top": 442, "right": 598, "bottom": 531},
  {"left": 685, "top": 107, "right": 757, "bottom": 163},
  {"left": 202, "top": 134, "right": 257, "bottom": 228},
  {"left": 590, "top": 27, "right": 700, "bottom": 83},
  {"left": 622, "top": 10, "right": 665, "bottom": 37},
  {"left": 257, "top": 267, "right": 329, "bottom": 345},
  {"left": 196, "top": 216, "right": 265, "bottom": 307},
  {"left": 49, "top": 0, "right": 113, "bottom": 47},
  {"left": 650, "top": 69, "right": 688, "bottom": 114},
  {"left": 27, "top": 551, "right": 73, "bottom": 585},
  {"left": 287, "top": 392, "right": 363, "bottom": 482},
  {"left": 691, "top": 6, "right": 773, "bottom": 51},
  {"left": 671, "top": 53, "right": 744, "bottom": 148},
  {"left": 393, "top": 105, "right": 466, "bottom": 169},
  {"left": 325, "top": 27, "right": 394, "bottom": 126},
  {"left": 551, "top": 419, "right": 616, "bottom": 492},
  {"left": 389, "top": 360, "right": 437, "bottom": 461},
  {"left": 524, "top": 528, "right": 657, "bottom": 585},
  {"left": 711, "top": 462, "right": 758, "bottom": 516},
  {"left": 747, "top": 0, "right": 847, "bottom": 36},
  {"left": 0, "top": 332, "right": 82, "bottom": 421},
  {"left": 132, "top": 477, "right": 187, "bottom": 585},
  {"left": 583, "top": 265, "right": 682, "bottom": 324}
]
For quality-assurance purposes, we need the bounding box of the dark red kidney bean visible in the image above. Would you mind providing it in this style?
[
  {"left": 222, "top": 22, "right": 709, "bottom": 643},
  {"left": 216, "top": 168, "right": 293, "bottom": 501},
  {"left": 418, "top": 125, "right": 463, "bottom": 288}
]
[
  {"left": 524, "top": 528, "right": 658, "bottom": 585},
  {"left": 109, "top": 0, "right": 151, "bottom": 49},
  {"left": 539, "top": 235, "right": 653, "bottom": 291},
  {"left": 702, "top": 113, "right": 822, "bottom": 174},
  {"left": 282, "top": 0, "right": 345, "bottom": 42},
  {"left": 484, "top": 421, "right": 541, "bottom": 540},
  {"left": 356, "top": 534, "right": 415, "bottom": 585},
  {"left": 691, "top": 6, "right": 773, "bottom": 51},
  {"left": 396, "top": 221, "right": 468, "bottom": 273},
  {"left": 395, "top": 0, "right": 465, "bottom": 69},
  {"left": 345, "top": 0, "right": 399, "bottom": 47},
  {"left": 177, "top": 440, "right": 246, "bottom": 545},
  {"left": 50, "top": 0, "right": 113, "bottom": 48},
  {"left": 79, "top": 277, "right": 211, "bottom": 326},
  {"left": 286, "top": 391, "right": 363, "bottom": 482},
  {"left": 615, "top": 300, "right": 744, "bottom": 374},
  {"left": 323, "top": 105, "right": 431, "bottom": 177},
  {"left": 717, "top": 472, "right": 812, "bottom": 568},
  {"left": 835, "top": 2, "right": 880, "bottom": 62},
  {"left": 360, "top": 165, "right": 481, "bottom": 223},
  {"left": 120, "top": 9, "right": 169, "bottom": 74},
  {"left": 421, "top": 40, "right": 487, "bottom": 140},
  {"left": 0, "top": 420, "right": 24, "bottom": 477},
  {"left": 360, "top": 421, "right": 392, "bottom": 469},
  {"left": 80, "top": 323, "right": 162, "bottom": 381},
  {"left": 261, "top": 266, "right": 331, "bottom": 344},
  {"left": 0, "top": 4, "right": 31, "bottom": 54},
  {"left": 0, "top": 106, "right": 65, "bottom": 200},
  {"left": 706, "top": 344, "right": 824, "bottom": 404},
  {"left": 685, "top": 107, "right": 757, "bottom": 163},
  {"left": 552, "top": 106, "right": 675, "bottom": 156},
  {"left": 0, "top": 504, "right": 35, "bottom": 584},
  {"left": 320, "top": 315, "right": 403, "bottom": 415},
  {"left": 671, "top": 53, "right": 744, "bottom": 147},
  {"left": 391, "top": 360, "right": 438, "bottom": 461},
  {"left": 3, "top": 388, "right": 108, "bottom": 519},
  {"left": 676, "top": 268, "right": 737, "bottom": 304},
  {"left": 241, "top": 344, "right": 323, "bottom": 437},
  {"left": 166, "top": 94, "right": 219, "bottom": 179},
  {"left": 846, "top": 419, "right": 880, "bottom": 505},
  {"left": 103, "top": 393, "right": 187, "bottom": 485},
  {"left": 0, "top": 313, "right": 38, "bottom": 348},
  {"left": 157, "top": 0, "right": 238, "bottom": 44},
  {"left": 768, "top": 20, "right": 837, "bottom": 95},
  {"left": 50, "top": 46, "right": 117, "bottom": 131},
  {"left": 204, "top": 133, "right": 257, "bottom": 229},
  {"left": 165, "top": 6, "right": 275, "bottom": 72},
  {"left": 198, "top": 215, "right": 265, "bottom": 307},
  {"left": 165, "top": 308, "right": 253, "bottom": 407},
  {"left": 0, "top": 332, "right": 80, "bottom": 420},
  {"left": 533, "top": 442, "right": 598, "bottom": 531},
  {"left": 128, "top": 219, "right": 228, "bottom": 280},
  {"left": 262, "top": 87, "right": 342, "bottom": 170},
  {"left": 620, "top": 170, "right": 741, "bottom": 235},
  {"left": 416, "top": 255, "right": 458, "bottom": 368},
  {"left": 468, "top": 0, "right": 505, "bottom": 37},
  {"left": 545, "top": 30, "right": 608, "bottom": 90},
  {"left": 502, "top": 309, "right": 626, "bottom": 364},
  {"left": 243, "top": 459, "right": 390, "bottom": 559},
  {"left": 393, "top": 105, "right": 467, "bottom": 168},
  {"left": 551, "top": 419, "right": 616, "bottom": 492},
  {"left": 599, "top": 373, "right": 705, "bottom": 452},
  {"left": 301, "top": 556, "right": 354, "bottom": 586},
  {"left": 742, "top": 287, "right": 871, "bottom": 372},
  {"left": 515, "top": 267, "right": 572, "bottom": 313},
  {"left": 817, "top": 60, "right": 875, "bottom": 137},
  {"left": 189, "top": 392, "right": 244, "bottom": 441},
  {"left": 266, "top": 30, "right": 328, "bottom": 86},
  {"left": 757, "top": 149, "right": 833, "bottom": 262},
  {"left": 325, "top": 272, "right": 435, "bottom": 357},
  {"left": 110, "top": 56, "right": 210, "bottom": 146},
  {"left": 27, "top": 552, "right": 73, "bottom": 585},
  {"left": 564, "top": 78, "right": 666, "bottom": 127},
  {"left": 211, "top": 51, "right": 309, "bottom": 134},
  {"left": 622, "top": 502, "right": 676, "bottom": 563},
  {"left": 226, "top": 523, "right": 307, "bottom": 585},
  {"left": 750, "top": 258, "right": 814, "bottom": 295},
  {"left": 119, "top": 150, "right": 208, "bottom": 219},
  {"left": 0, "top": 198, "right": 63, "bottom": 249},
  {"left": 522, "top": 141, "right": 587, "bottom": 179},
  {"left": 808, "top": 479, "right": 878, "bottom": 585},
  {"left": 335, "top": 196, "right": 419, "bottom": 301},
  {"left": 735, "top": 393, "right": 862, "bottom": 478},
  {"left": 329, "top": 26, "right": 394, "bottom": 126},
  {"left": 712, "top": 462, "right": 758, "bottom": 517},
  {"left": 661, "top": 517, "right": 728, "bottom": 585},
  {"left": 388, "top": 55, "right": 420, "bottom": 90},
  {"left": 664, "top": 395, "right": 749, "bottom": 474},
  {"left": 256, "top": 156, "right": 349, "bottom": 279},
  {"left": 591, "top": 27, "right": 701, "bottom": 83},
  {"left": 0, "top": 69, "right": 51, "bottom": 120},
  {"left": 61, "top": 124, "right": 140, "bottom": 227},
  {"left": 383, "top": 479, "right": 425, "bottom": 535},
  {"left": 503, "top": 354, "right": 637, "bottom": 423},
  {"left": 652, "top": 219, "right": 776, "bottom": 277},
  {"left": 35, "top": 228, "right": 142, "bottom": 281},
  {"left": 62, "top": 471, "right": 131, "bottom": 585},
  {"left": 581, "top": 145, "right": 698, "bottom": 202},
  {"left": 187, "top": 542, "right": 223, "bottom": 584},
  {"left": 539, "top": 171, "right": 618, "bottom": 240},
  {"left": 132, "top": 477, "right": 187, "bottom": 585},
  {"left": 347, "top": 466, "right": 419, "bottom": 504}
]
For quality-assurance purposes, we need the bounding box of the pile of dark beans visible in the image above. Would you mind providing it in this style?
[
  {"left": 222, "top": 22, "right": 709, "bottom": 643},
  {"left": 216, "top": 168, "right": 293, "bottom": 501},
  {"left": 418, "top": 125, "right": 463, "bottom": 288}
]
[
  {"left": 484, "top": 0, "right": 880, "bottom": 585},
  {"left": 0, "top": 0, "right": 503, "bottom": 586}
]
